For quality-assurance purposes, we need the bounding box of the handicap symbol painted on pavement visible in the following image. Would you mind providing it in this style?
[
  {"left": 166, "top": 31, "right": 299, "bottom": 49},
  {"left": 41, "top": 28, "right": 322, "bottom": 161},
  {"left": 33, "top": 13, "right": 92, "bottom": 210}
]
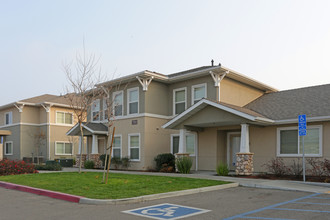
[{"left": 123, "top": 203, "right": 210, "bottom": 220}]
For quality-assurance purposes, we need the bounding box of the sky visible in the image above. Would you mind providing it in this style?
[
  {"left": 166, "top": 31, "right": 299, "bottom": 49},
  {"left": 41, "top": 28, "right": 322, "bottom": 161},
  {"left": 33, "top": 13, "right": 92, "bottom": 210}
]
[{"left": 1, "top": 0, "right": 330, "bottom": 106}]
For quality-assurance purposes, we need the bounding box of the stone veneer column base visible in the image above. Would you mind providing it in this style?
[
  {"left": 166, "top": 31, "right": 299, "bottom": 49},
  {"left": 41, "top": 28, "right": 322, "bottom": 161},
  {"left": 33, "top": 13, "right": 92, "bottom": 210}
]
[
  {"left": 235, "top": 153, "right": 254, "bottom": 175},
  {"left": 89, "top": 154, "right": 102, "bottom": 168},
  {"left": 75, "top": 154, "right": 87, "bottom": 168}
]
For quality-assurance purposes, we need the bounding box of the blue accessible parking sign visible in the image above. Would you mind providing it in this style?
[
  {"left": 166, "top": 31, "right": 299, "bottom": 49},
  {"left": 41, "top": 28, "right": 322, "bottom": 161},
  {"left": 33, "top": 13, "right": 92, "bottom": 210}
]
[
  {"left": 123, "top": 203, "right": 210, "bottom": 220},
  {"left": 298, "top": 114, "right": 307, "bottom": 136}
]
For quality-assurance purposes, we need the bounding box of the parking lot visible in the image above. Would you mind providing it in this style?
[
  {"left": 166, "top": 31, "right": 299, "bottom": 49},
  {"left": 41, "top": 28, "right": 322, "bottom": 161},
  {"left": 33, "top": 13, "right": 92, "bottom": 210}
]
[{"left": 1, "top": 185, "right": 330, "bottom": 220}]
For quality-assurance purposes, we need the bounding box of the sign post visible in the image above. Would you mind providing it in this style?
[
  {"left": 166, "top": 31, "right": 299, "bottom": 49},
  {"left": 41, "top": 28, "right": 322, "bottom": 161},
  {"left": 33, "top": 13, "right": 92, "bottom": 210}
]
[{"left": 298, "top": 114, "right": 307, "bottom": 182}]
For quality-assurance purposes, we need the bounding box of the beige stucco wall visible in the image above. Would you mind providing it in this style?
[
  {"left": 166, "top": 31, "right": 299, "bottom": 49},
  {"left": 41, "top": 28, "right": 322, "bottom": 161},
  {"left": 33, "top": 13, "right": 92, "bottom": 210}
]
[
  {"left": 144, "top": 81, "right": 169, "bottom": 116},
  {"left": 220, "top": 78, "right": 264, "bottom": 107},
  {"left": 50, "top": 125, "right": 78, "bottom": 160},
  {"left": 21, "top": 106, "right": 40, "bottom": 124},
  {"left": 2, "top": 125, "right": 20, "bottom": 160},
  {"left": 198, "top": 127, "right": 218, "bottom": 170},
  {"left": 0, "top": 107, "right": 20, "bottom": 125}
]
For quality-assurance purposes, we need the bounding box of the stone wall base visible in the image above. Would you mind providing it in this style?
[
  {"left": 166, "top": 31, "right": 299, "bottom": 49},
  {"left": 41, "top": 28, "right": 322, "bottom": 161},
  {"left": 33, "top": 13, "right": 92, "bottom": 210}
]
[
  {"left": 89, "top": 154, "right": 102, "bottom": 168},
  {"left": 235, "top": 153, "right": 254, "bottom": 175},
  {"left": 75, "top": 154, "right": 87, "bottom": 168}
]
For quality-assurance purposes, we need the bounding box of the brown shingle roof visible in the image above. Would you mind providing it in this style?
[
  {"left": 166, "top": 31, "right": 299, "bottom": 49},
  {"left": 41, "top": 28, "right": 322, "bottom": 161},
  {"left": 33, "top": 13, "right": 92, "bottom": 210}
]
[
  {"left": 245, "top": 84, "right": 330, "bottom": 120},
  {"left": 19, "top": 94, "right": 72, "bottom": 106}
]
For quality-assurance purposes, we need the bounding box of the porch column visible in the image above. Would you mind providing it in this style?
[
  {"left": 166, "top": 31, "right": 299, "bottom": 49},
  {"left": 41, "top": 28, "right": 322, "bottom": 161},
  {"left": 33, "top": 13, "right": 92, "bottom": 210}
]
[
  {"left": 240, "top": 124, "right": 250, "bottom": 153},
  {"left": 178, "top": 129, "right": 186, "bottom": 153},
  {"left": 78, "top": 136, "right": 82, "bottom": 154},
  {"left": 236, "top": 123, "right": 254, "bottom": 175},
  {"left": 92, "top": 135, "right": 98, "bottom": 154}
]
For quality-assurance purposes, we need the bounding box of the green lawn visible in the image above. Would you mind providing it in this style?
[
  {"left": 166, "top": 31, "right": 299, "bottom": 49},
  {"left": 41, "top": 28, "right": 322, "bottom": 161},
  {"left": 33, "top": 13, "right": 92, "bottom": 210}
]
[{"left": 0, "top": 172, "right": 229, "bottom": 199}]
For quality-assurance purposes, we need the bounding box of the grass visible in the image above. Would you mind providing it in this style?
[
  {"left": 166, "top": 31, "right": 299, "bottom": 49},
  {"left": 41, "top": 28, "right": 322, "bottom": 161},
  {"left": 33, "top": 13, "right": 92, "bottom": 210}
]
[{"left": 0, "top": 172, "right": 230, "bottom": 199}]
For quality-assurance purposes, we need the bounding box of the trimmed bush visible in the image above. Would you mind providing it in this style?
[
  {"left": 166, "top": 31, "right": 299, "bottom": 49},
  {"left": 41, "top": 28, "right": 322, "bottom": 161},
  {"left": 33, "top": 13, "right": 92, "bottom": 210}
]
[
  {"left": 0, "top": 159, "right": 38, "bottom": 176},
  {"left": 111, "top": 157, "right": 122, "bottom": 169},
  {"left": 35, "top": 163, "right": 62, "bottom": 171},
  {"left": 262, "top": 158, "right": 291, "bottom": 176},
  {"left": 121, "top": 157, "right": 131, "bottom": 169},
  {"left": 216, "top": 163, "right": 229, "bottom": 176},
  {"left": 154, "top": 153, "right": 175, "bottom": 172},
  {"left": 84, "top": 160, "right": 95, "bottom": 169},
  {"left": 176, "top": 156, "right": 193, "bottom": 174}
]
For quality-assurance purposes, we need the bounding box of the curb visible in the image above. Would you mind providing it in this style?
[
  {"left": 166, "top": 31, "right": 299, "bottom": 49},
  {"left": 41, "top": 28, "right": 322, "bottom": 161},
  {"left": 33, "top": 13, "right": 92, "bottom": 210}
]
[
  {"left": 0, "top": 181, "right": 83, "bottom": 203},
  {"left": 0, "top": 180, "right": 238, "bottom": 205},
  {"left": 79, "top": 183, "right": 239, "bottom": 205}
]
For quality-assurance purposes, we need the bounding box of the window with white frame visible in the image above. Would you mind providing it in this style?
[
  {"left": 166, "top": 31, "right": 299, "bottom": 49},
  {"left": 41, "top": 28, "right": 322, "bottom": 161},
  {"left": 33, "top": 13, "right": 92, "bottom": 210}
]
[
  {"left": 192, "top": 83, "right": 206, "bottom": 104},
  {"left": 173, "top": 88, "right": 186, "bottom": 115},
  {"left": 277, "top": 126, "right": 322, "bottom": 156},
  {"left": 170, "top": 133, "right": 196, "bottom": 156},
  {"left": 113, "top": 91, "right": 123, "bottom": 116},
  {"left": 128, "top": 88, "right": 139, "bottom": 114},
  {"left": 128, "top": 134, "right": 140, "bottom": 161},
  {"left": 5, "top": 141, "right": 13, "bottom": 155},
  {"left": 55, "top": 142, "right": 73, "bottom": 155},
  {"left": 56, "top": 112, "right": 73, "bottom": 124},
  {"left": 112, "top": 136, "right": 121, "bottom": 158},
  {"left": 91, "top": 99, "right": 100, "bottom": 121},
  {"left": 5, "top": 112, "right": 12, "bottom": 125},
  {"left": 103, "top": 98, "right": 109, "bottom": 120},
  {"left": 171, "top": 135, "right": 180, "bottom": 154}
]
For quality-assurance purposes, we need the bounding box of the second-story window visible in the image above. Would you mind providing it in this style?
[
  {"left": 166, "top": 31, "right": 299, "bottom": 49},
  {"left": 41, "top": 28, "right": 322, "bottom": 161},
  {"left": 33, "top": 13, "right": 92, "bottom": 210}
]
[
  {"left": 192, "top": 83, "right": 207, "bottom": 104},
  {"left": 128, "top": 88, "right": 139, "bottom": 115},
  {"left": 173, "top": 88, "right": 186, "bottom": 115},
  {"left": 5, "top": 112, "right": 12, "bottom": 125},
  {"left": 91, "top": 99, "right": 100, "bottom": 121},
  {"left": 56, "top": 112, "right": 73, "bottom": 124},
  {"left": 113, "top": 91, "right": 123, "bottom": 116}
]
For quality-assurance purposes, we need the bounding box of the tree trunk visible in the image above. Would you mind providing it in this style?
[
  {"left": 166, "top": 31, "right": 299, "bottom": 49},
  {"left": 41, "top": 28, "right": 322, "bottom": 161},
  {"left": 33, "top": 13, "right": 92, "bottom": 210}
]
[{"left": 79, "top": 123, "right": 84, "bottom": 173}]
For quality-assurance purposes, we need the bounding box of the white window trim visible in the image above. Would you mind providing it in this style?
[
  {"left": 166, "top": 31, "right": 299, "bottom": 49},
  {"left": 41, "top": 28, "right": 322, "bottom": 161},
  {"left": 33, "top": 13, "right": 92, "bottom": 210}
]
[
  {"left": 277, "top": 125, "right": 322, "bottom": 157},
  {"left": 91, "top": 99, "right": 100, "bottom": 122},
  {"left": 170, "top": 134, "right": 180, "bottom": 154},
  {"left": 4, "top": 141, "right": 13, "bottom": 155},
  {"left": 173, "top": 87, "right": 187, "bottom": 116},
  {"left": 112, "top": 135, "right": 122, "bottom": 158},
  {"left": 55, "top": 111, "right": 73, "bottom": 125},
  {"left": 191, "top": 83, "right": 207, "bottom": 105},
  {"left": 112, "top": 90, "right": 124, "bottom": 117},
  {"left": 128, "top": 133, "right": 140, "bottom": 161},
  {"left": 103, "top": 98, "right": 108, "bottom": 120},
  {"left": 4, "top": 112, "right": 12, "bottom": 125},
  {"left": 55, "top": 141, "right": 73, "bottom": 156},
  {"left": 127, "top": 87, "right": 139, "bottom": 115}
]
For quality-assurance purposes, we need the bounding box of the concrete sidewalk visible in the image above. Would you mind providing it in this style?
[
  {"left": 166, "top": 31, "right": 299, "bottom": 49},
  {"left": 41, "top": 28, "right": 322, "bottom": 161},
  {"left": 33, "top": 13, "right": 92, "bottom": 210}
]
[{"left": 56, "top": 168, "right": 330, "bottom": 194}]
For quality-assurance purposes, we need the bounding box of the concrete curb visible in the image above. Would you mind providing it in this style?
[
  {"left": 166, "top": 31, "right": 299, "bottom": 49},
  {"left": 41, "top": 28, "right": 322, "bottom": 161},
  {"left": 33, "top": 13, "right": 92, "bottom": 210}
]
[
  {"left": 0, "top": 181, "right": 83, "bottom": 203},
  {"left": 79, "top": 183, "right": 239, "bottom": 205},
  {"left": 0, "top": 180, "right": 238, "bottom": 205}
]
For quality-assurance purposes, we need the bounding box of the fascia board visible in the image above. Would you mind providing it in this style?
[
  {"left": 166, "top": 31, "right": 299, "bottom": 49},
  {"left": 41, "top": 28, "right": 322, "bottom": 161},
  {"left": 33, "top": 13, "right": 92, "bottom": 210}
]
[
  {"left": 275, "top": 115, "right": 330, "bottom": 124},
  {"left": 66, "top": 123, "right": 79, "bottom": 135}
]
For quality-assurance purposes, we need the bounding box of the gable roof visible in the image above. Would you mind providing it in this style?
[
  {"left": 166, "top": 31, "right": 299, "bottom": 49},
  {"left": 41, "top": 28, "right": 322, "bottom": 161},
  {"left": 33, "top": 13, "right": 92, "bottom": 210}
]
[
  {"left": 245, "top": 83, "right": 330, "bottom": 122},
  {"left": 66, "top": 122, "right": 108, "bottom": 136}
]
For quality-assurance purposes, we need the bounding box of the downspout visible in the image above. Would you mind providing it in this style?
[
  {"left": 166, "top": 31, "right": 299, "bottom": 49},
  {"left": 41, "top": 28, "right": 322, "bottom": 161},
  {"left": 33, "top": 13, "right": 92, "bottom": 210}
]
[{"left": 41, "top": 104, "right": 51, "bottom": 160}]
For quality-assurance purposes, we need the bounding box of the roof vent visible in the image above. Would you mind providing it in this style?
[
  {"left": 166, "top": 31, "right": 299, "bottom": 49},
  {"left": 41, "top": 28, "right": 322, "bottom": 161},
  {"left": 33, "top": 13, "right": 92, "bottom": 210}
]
[{"left": 211, "top": 59, "right": 214, "bottom": 66}]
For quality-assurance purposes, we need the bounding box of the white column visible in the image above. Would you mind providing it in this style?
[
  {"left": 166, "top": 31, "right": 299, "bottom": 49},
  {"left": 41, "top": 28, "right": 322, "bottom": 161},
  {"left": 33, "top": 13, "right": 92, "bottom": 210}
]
[
  {"left": 92, "top": 135, "right": 99, "bottom": 154},
  {"left": 78, "top": 136, "right": 82, "bottom": 154},
  {"left": 178, "top": 129, "right": 186, "bottom": 153},
  {"left": 240, "top": 124, "right": 250, "bottom": 153}
]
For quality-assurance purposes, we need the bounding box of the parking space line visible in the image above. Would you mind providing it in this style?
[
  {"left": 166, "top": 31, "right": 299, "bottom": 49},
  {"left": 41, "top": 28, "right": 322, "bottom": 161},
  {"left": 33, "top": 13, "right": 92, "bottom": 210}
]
[
  {"left": 313, "top": 196, "right": 330, "bottom": 200},
  {"left": 293, "top": 201, "right": 330, "bottom": 206},
  {"left": 240, "top": 217, "right": 294, "bottom": 220},
  {"left": 271, "top": 208, "right": 330, "bottom": 213},
  {"left": 223, "top": 193, "right": 320, "bottom": 220}
]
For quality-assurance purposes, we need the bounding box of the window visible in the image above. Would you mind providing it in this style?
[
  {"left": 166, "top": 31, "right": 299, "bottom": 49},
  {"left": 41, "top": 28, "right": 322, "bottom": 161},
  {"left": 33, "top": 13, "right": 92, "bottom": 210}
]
[
  {"left": 91, "top": 99, "right": 100, "bottom": 121},
  {"left": 128, "top": 88, "right": 139, "bottom": 114},
  {"left": 113, "top": 91, "right": 123, "bottom": 116},
  {"left": 171, "top": 135, "right": 180, "bottom": 154},
  {"left": 192, "top": 83, "right": 206, "bottom": 104},
  {"left": 56, "top": 112, "right": 73, "bottom": 124},
  {"left": 173, "top": 88, "right": 186, "bottom": 115},
  {"left": 277, "top": 126, "right": 322, "bottom": 156},
  {"left": 112, "top": 136, "right": 122, "bottom": 158},
  {"left": 55, "top": 142, "right": 73, "bottom": 155},
  {"left": 170, "top": 133, "right": 196, "bottom": 156},
  {"left": 5, "top": 141, "right": 13, "bottom": 155},
  {"left": 5, "top": 112, "right": 12, "bottom": 125},
  {"left": 128, "top": 134, "right": 140, "bottom": 161},
  {"left": 103, "top": 98, "right": 109, "bottom": 120}
]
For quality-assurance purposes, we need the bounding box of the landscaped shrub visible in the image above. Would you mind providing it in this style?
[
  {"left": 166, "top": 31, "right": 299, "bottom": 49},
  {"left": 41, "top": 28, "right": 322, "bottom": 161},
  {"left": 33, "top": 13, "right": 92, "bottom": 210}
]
[
  {"left": 289, "top": 158, "right": 303, "bottom": 178},
  {"left": 154, "top": 153, "right": 175, "bottom": 172},
  {"left": 176, "top": 156, "right": 192, "bottom": 174},
  {"left": 0, "top": 159, "right": 38, "bottom": 176},
  {"left": 84, "top": 160, "right": 95, "bottom": 169},
  {"left": 35, "top": 163, "right": 62, "bottom": 171},
  {"left": 216, "top": 163, "right": 229, "bottom": 176},
  {"left": 121, "top": 157, "right": 131, "bottom": 170},
  {"left": 111, "top": 157, "right": 122, "bottom": 169},
  {"left": 262, "top": 158, "right": 290, "bottom": 176}
]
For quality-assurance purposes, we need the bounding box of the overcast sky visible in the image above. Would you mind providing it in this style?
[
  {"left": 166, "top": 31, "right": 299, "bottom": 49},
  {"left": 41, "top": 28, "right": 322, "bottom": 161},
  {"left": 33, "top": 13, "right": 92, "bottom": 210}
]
[{"left": 1, "top": 0, "right": 330, "bottom": 105}]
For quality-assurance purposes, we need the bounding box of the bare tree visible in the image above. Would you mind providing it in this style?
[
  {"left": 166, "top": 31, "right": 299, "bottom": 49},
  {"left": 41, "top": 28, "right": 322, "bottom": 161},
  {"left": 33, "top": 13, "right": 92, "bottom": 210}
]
[
  {"left": 34, "top": 130, "right": 46, "bottom": 164},
  {"left": 63, "top": 44, "right": 102, "bottom": 173}
]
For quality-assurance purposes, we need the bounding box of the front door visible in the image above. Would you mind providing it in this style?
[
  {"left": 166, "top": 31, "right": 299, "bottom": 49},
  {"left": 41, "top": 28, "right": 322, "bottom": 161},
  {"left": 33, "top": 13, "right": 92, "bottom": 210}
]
[{"left": 227, "top": 132, "right": 241, "bottom": 170}]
